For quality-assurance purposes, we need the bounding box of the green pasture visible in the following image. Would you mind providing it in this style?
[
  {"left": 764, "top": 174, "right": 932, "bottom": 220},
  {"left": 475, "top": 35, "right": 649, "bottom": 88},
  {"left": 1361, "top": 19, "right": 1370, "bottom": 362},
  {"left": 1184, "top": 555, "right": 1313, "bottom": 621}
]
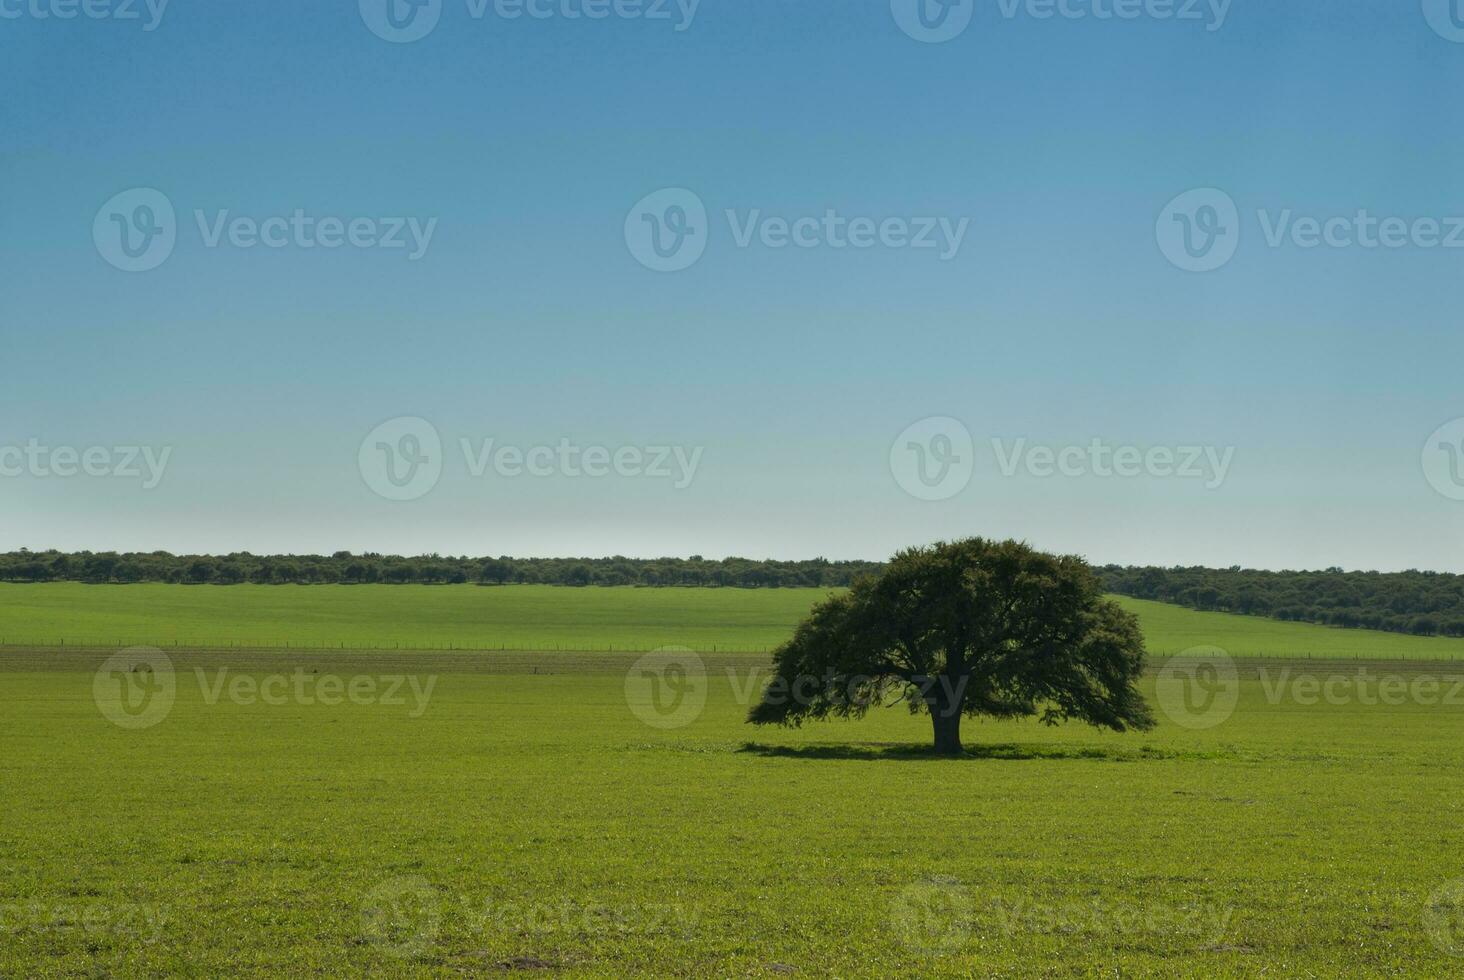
[
  {"left": 3, "top": 655, "right": 1464, "bottom": 976},
  {"left": 3, "top": 583, "right": 1464, "bottom": 659}
]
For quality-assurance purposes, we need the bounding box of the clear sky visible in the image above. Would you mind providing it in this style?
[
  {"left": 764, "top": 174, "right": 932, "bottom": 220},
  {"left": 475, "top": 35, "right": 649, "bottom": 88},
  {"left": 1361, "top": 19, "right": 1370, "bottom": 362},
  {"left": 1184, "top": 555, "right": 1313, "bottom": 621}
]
[{"left": 5, "top": 0, "right": 1464, "bottom": 570}]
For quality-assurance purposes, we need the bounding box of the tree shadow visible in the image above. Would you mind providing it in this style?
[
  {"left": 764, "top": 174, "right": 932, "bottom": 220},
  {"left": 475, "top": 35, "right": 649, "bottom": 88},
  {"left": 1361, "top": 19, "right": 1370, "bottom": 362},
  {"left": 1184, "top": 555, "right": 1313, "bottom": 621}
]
[{"left": 737, "top": 741, "right": 1169, "bottom": 762}]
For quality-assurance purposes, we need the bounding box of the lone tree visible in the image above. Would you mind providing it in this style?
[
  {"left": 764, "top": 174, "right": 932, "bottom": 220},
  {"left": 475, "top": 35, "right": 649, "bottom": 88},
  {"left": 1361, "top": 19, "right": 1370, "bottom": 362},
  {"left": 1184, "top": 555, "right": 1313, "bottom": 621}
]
[{"left": 747, "top": 538, "right": 1154, "bottom": 754}]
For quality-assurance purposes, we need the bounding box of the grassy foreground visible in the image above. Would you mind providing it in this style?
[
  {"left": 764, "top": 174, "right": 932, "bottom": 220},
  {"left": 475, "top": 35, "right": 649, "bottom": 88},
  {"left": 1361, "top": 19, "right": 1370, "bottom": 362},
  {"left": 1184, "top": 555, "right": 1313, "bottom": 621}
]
[
  {"left": 5, "top": 583, "right": 1464, "bottom": 658},
  {"left": 4, "top": 655, "right": 1464, "bottom": 976}
]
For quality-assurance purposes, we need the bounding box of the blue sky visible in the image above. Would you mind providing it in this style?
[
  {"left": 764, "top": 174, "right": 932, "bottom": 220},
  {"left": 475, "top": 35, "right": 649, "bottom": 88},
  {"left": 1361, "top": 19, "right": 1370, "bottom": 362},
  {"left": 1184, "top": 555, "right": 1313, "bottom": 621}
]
[{"left": 5, "top": 0, "right": 1464, "bottom": 570}]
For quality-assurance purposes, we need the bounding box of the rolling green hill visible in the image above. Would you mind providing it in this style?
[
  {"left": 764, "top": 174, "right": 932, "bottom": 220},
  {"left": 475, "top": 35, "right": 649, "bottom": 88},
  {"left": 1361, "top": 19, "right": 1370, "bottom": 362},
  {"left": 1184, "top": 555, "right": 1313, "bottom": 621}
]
[{"left": 4, "top": 583, "right": 1464, "bottom": 659}]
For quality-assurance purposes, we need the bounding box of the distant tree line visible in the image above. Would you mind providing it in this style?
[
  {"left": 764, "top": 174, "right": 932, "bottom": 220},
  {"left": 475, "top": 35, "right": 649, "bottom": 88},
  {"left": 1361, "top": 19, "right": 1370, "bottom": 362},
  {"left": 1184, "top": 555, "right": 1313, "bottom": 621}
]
[
  {"left": 0, "top": 550, "right": 884, "bottom": 589},
  {"left": 11, "top": 550, "right": 1463, "bottom": 637},
  {"left": 1098, "top": 565, "right": 1464, "bottom": 638}
]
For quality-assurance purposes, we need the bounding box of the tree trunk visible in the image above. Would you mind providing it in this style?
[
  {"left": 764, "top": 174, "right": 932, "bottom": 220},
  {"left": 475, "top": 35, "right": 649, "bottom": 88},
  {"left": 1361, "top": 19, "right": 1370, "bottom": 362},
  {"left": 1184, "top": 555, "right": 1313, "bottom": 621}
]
[{"left": 931, "top": 707, "right": 963, "bottom": 755}]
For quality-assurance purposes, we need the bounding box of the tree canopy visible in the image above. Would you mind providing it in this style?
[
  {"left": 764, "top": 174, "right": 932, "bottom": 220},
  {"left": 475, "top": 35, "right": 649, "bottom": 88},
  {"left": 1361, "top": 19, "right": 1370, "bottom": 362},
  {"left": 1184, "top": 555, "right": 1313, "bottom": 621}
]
[{"left": 748, "top": 539, "right": 1155, "bottom": 754}]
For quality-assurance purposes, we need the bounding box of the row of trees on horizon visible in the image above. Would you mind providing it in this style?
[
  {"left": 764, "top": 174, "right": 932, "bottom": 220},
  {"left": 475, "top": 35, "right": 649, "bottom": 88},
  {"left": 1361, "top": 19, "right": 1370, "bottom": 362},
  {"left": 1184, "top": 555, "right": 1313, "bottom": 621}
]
[
  {"left": 1097, "top": 564, "right": 1464, "bottom": 638},
  {"left": 5, "top": 550, "right": 1464, "bottom": 639},
  {"left": 0, "top": 550, "right": 884, "bottom": 590}
]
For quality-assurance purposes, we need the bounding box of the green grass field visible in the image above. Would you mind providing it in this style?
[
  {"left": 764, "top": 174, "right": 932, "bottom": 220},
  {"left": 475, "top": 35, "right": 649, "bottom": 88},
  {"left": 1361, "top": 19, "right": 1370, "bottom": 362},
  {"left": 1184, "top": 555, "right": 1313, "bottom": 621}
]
[
  {"left": 5, "top": 652, "right": 1464, "bottom": 976},
  {"left": 7, "top": 584, "right": 1464, "bottom": 975},
  {"left": 4, "top": 582, "right": 1464, "bottom": 659}
]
